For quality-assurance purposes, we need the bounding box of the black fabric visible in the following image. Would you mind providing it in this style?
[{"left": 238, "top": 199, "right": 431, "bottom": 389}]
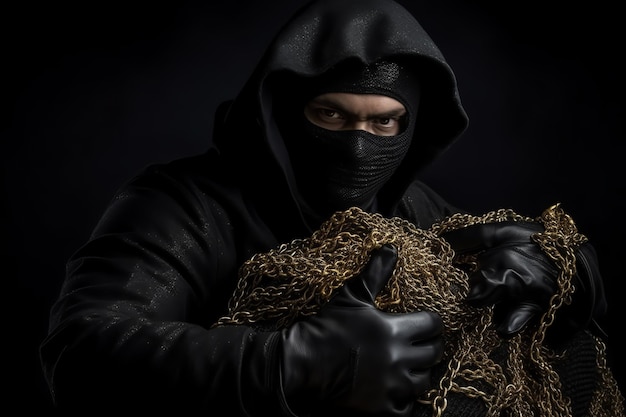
[
  {"left": 301, "top": 59, "right": 422, "bottom": 119},
  {"left": 555, "top": 331, "right": 603, "bottom": 416},
  {"left": 410, "top": 331, "right": 602, "bottom": 417},
  {"left": 285, "top": 118, "right": 413, "bottom": 223}
]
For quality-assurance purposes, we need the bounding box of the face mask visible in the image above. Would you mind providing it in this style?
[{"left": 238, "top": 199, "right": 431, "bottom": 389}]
[
  {"left": 275, "top": 60, "right": 420, "bottom": 223},
  {"left": 289, "top": 118, "right": 412, "bottom": 218}
]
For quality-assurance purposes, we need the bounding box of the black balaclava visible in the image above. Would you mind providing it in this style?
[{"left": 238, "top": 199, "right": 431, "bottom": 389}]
[{"left": 278, "top": 59, "right": 421, "bottom": 224}]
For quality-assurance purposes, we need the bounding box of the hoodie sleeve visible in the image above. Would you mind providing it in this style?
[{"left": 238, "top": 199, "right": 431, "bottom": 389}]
[{"left": 39, "top": 165, "right": 288, "bottom": 415}]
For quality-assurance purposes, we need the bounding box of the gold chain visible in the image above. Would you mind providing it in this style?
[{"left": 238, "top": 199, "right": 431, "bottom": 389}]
[{"left": 214, "top": 205, "right": 625, "bottom": 416}]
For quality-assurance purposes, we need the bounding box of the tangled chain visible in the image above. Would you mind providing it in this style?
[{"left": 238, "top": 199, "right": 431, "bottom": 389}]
[{"left": 214, "top": 205, "right": 624, "bottom": 416}]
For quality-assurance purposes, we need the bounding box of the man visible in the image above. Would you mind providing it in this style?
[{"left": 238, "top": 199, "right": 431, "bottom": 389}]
[{"left": 40, "top": 0, "right": 611, "bottom": 415}]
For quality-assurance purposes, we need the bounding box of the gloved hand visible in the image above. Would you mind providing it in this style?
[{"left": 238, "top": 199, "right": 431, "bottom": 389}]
[
  {"left": 441, "top": 221, "right": 607, "bottom": 341},
  {"left": 279, "top": 244, "right": 444, "bottom": 416}
]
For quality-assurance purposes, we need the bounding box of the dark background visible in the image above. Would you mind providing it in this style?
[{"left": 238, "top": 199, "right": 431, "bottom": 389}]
[{"left": 3, "top": 0, "right": 624, "bottom": 412}]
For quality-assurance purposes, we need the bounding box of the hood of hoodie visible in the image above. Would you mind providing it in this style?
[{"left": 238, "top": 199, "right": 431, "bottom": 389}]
[{"left": 212, "top": 0, "right": 468, "bottom": 229}]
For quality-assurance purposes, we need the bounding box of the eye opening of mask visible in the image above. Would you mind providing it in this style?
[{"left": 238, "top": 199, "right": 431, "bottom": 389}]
[{"left": 302, "top": 91, "right": 409, "bottom": 136}]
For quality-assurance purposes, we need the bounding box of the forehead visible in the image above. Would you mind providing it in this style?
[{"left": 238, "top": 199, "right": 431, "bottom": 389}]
[{"left": 308, "top": 92, "right": 406, "bottom": 114}]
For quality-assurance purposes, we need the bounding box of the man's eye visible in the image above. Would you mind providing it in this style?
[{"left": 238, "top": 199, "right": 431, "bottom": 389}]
[
  {"left": 375, "top": 117, "right": 399, "bottom": 128},
  {"left": 320, "top": 109, "right": 340, "bottom": 119},
  {"left": 371, "top": 117, "right": 404, "bottom": 136}
]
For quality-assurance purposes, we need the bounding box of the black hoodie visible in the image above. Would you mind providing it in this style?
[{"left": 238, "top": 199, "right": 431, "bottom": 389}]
[
  {"left": 216, "top": 0, "right": 468, "bottom": 236},
  {"left": 40, "top": 0, "right": 469, "bottom": 414}
]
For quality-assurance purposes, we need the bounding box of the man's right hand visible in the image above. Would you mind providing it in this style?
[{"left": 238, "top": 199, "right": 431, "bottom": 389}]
[{"left": 279, "top": 244, "right": 444, "bottom": 416}]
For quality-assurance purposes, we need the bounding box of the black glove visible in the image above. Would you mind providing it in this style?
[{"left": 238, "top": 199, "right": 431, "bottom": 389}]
[
  {"left": 279, "top": 244, "right": 444, "bottom": 416},
  {"left": 441, "top": 221, "right": 607, "bottom": 341}
]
